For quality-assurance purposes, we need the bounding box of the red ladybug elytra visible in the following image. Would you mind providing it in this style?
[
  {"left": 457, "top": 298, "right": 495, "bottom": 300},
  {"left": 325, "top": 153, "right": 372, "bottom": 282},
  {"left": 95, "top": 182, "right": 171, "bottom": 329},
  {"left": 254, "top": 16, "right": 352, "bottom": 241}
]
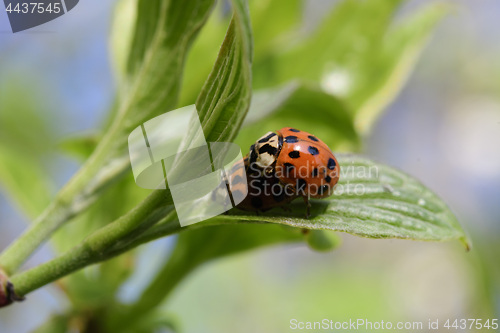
[{"left": 233, "top": 127, "right": 340, "bottom": 216}]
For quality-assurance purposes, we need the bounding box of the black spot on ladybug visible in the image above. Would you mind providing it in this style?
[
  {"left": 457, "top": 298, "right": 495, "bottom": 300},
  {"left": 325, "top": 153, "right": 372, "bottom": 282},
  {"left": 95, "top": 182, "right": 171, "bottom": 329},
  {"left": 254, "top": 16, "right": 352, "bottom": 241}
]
[
  {"left": 251, "top": 197, "right": 263, "bottom": 208},
  {"left": 325, "top": 175, "right": 332, "bottom": 183},
  {"left": 284, "top": 163, "right": 295, "bottom": 177},
  {"left": 285, "top": 135, "right": 299, "bottom": 143},
  {"left": 327, "top": 158, "right": 336, "bottom": 170},
  {"left": 258, "top": 144, "right": 278, "bottom": 156},
  {"left": 308, "top": 135, "right": 319, "bottom": 142},
  {"left": 258, "top": 133, "right": 276, "bottom": 143},
  {"left": 311, "top": 168, "right": 319, "bottom": 177},
  {"left": 296, "top": 179, "right": 307, "bottom": 192},
  {"left": 289, "top": 128, "right": 300, "bottom": 133},
  {"left": 318, "top": 184, "right": 329, "bottom": 195},
  {"left": 308, "top": 146, "right": 319, "bottom": 155},
  {"left": 289, "top": 151, "right": 300, "bottom": 159}
]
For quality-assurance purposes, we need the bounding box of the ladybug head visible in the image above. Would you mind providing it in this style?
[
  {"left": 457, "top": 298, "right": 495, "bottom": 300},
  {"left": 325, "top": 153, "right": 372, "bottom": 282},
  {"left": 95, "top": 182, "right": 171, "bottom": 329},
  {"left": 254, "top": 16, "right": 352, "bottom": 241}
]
[{"left": 249, "top": 131, "right": 281, "bottom": 169}]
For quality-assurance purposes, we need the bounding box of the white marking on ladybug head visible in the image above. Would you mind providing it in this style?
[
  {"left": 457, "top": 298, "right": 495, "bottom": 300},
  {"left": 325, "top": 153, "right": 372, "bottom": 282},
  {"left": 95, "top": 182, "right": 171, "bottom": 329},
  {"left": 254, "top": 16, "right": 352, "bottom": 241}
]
[
  {"left": 253, "top": 132, "right": 279, "bottom": 169},
  {"left": 257, "top": 153, "right": 276, "bottom": 169}
]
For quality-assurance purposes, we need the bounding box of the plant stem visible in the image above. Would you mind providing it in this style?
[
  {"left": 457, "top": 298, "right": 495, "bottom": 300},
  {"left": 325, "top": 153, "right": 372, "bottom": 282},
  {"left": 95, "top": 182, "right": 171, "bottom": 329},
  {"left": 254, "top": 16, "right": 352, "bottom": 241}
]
[
  {"left": 9, "top": 191, "right": 175, "bottom": 297},
  {"left": 0, "top": 120, "right": 127, "bottom": 275},
  {"left": 0, "top": 199, "right": 73, "bottom": 276}
]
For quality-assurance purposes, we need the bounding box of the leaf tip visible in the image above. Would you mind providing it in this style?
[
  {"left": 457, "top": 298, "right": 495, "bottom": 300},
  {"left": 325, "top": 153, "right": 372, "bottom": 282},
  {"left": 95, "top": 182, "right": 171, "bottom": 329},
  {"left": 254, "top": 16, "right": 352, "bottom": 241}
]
[{"left": 460, "top": 236, "right": 472, "bottom": 252}]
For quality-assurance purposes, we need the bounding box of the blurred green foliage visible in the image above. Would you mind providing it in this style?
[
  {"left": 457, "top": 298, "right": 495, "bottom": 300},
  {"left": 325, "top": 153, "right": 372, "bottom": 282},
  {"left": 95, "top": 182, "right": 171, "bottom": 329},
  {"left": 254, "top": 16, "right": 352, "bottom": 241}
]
[
  {"left": 0, "top": 81, "right": 55, "bottom": 218},
  {"left": 0, "top": 0, "right": 489, "bottom": 332}
]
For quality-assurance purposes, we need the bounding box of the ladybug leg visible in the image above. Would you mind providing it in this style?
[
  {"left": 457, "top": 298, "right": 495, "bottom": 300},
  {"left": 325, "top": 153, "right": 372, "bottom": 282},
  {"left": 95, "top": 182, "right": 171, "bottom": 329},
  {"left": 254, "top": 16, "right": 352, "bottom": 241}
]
[{"left": 302, "top": 196, "right": 311, "bottom": 218}]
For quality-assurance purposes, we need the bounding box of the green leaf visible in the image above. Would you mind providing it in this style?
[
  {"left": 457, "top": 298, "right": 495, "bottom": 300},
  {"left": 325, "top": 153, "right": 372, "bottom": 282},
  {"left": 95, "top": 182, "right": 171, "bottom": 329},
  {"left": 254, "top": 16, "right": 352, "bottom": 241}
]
[
  {"left": 222, "top": 154, "right": 469, "bottom": 248},
  {"left": 253, "top": 0, "right": 448, "bottom": 134},
  {"left": 179, "top": 0, "right": 303, "bottom": 106},
  {"left": 250, "top": 0, "right": 302, "bottom": 58},
  {"left": 114, "top": 145, "right": 470, "bottom": 317},
  {"left": 110, "top": 151, "right": 471, "bottom": 312},
  {"left": 259, "top": 0, "right": 403, "bottom": 88},
  {"left": 58, "top": 132, "right": 100, "bottom": 161},
  {"left": 353, "top": 3, "right": 450, "bottom": 133},
  {"left": 110, "top": 0, "right": 136, "bottom": 84},
  {"left": 0, "top": 146, "right": 53, "bottom": 219},
  {"left": 236, "top": 82, "right": 361, "bottom": 152},
  {"left": 195, "top": 0, "right": 253, "bottom": 143},
  {"left": 112, "top": 0, "right": 217, "bottom": 134},
  {"left": 178, "top": 3, "right": 229, "bottom": 106}
]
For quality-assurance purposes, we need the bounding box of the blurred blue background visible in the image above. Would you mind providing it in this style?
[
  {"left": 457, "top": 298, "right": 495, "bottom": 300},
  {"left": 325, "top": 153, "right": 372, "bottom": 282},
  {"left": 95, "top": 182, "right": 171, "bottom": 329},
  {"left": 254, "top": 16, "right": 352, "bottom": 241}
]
[{"left": 0, "top": 0, "right": 499, "bottom": 332}]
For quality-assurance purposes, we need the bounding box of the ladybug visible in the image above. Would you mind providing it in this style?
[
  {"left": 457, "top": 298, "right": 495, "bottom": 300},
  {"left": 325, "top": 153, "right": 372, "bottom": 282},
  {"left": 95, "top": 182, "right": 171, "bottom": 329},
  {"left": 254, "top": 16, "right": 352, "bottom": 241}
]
[
  {"left": 233, "top": 127, "right": 340, "bottom": 216},
  {"left": 233, "top": 155, "right": 298, "bottom": 212}
]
